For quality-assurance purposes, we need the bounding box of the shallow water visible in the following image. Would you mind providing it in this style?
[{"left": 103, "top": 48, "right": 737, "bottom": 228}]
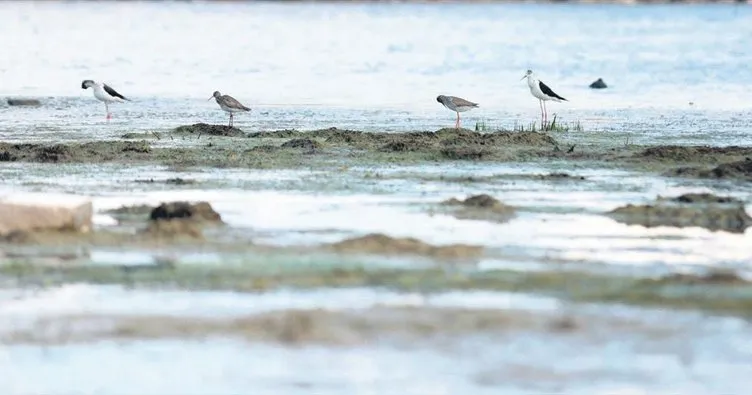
[
  {"left": 1, "top": 285, "right": 751, "bottom": 395},
  {"left": 1, "top": 2, "right": 752, "bottom": 142},
  {"left": 1, "top": 1, "right": 752, "bottom": 394}
]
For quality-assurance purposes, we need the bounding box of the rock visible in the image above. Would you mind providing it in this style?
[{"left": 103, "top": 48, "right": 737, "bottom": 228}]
[
  {"left": 440, "top": 194, "right": 516, "bottom": 223},
  {"left": 173, "top": 123, "right": 245, "bottom": 137},
  {"left": 6, "top": 98, "right": 41, "bottom": 106},
  {"left": 149, "top": 201, "right": 222, "bottom": 222},
  {"left": 327, "top": 233, "right": 482, "bottom": 259},
  {"left": 589, "top": 78, "right": 607, "bottom": 89},
  {"left": 0, "top": 193, "right": 92, "bottom": 236},
  {"left": 607, "top": 193, "right": 752, "bottom": 233},
  {"left": 669, "top": 158, "right": 752, "bottom": 181},
  {"left": 142, "top": 201, "right": 222, "bottom": 239}
]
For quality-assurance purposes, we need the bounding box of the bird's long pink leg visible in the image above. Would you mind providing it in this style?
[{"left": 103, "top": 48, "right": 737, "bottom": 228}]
[
  {"left": 543, "top": 101, "right": 548, "bottom": 126},
  {"left": 106, "top": 103, "right": 111, "bottom": 120},
  {"left": 456, "top": 112, "right": 460, "bottom": 129},
  {"left": 539, "top": 100, "right": 544, "bottom": 127}
]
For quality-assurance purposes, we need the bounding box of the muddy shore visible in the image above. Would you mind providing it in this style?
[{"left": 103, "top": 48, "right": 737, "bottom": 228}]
[
  {"left": 1, "top": 124, "right": 751, "bottom": 323},
  {"left": 1, "top": 125, "right": 752, "bottom": 180}
]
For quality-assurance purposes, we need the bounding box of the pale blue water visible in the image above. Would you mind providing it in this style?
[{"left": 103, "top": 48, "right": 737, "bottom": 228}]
[{"left": 0, "top": 2, "right": 751, "bottom": 142}]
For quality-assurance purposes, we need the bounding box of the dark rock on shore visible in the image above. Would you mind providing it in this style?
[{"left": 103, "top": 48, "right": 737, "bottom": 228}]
[
  {"left": 173, "top": 123, "right": 245, "bottom": 137},
  {"left": 589, "top": 78, "right": 607, "bottom": 89},
  {"left": 144, "top": 202, "right": 223, "bottom": 239},
  {"left": 6, "top": 98, "right": 41, "bottom": 106},
  {"left": 668, "top": 158, "right": 752, "bottom": 181},
  {"left": 440, "top": 194, "right": 516, "bottom": 223},
  {"left": 150, "top": 202, "right": 222, "bottom": 222},
  {"left": 607, "top": 193, "right": 751, "bottom": 233}
]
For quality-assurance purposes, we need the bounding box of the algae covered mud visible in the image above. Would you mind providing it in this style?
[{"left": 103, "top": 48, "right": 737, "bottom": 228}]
[{"left": 2, "top": 124, "right": 752, "bottom": 394}]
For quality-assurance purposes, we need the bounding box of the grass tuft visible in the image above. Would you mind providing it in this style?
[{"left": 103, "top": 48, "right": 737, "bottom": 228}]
[{"left": 475, "top": 115, "right": 584, "bottom": 133}]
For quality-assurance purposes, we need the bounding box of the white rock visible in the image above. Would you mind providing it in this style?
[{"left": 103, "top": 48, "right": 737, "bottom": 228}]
[{"left": 0, "top": 193, "right": 93, "bottom": 236}]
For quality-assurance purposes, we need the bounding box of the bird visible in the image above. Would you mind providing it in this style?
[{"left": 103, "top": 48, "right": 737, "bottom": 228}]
[
  {"left": 521, "top": 70, "right": 567, "bottom": 127},
  {"left": 436, "top": 95, "right": 479, "bottom": 130},
  {"left": 209, "top": 91, "right": 251, "bottom": 127},
  {"left": 80, "top": 80, "right": 130, "bottom": 120}
]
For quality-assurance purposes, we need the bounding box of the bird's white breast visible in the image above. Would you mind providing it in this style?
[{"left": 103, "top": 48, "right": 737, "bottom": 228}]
[{"left": 527, "top": 77, "right": 548, "bottom": 101}]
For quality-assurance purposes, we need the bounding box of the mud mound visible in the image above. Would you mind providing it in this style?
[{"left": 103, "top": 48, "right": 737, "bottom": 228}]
[
  {"left": 607, "top": 193, "right": 751, "bottom": 233},
  {"left": 0, "top": 141, "right": 151, "bottom": 163},
  {"left": 327, "top": 233, "right": 482, "bottom": 259},
  {"left": 440, "top": 130, "right": 557, "bottom": 148},
  {"left": 246, "top": 145, "right": 280, "bottom": 153},
  {"left": 7, "top": 98, "right": 41, "bottom": 106},
  {"left": 134, "top": 177, "right": 196, "bottom": 185},
  {"left": 173, "top": 123, "right": 245, "bottom": 137},
  {"left": 247, "top": 129, "right": 301, "bottom": 139},
  {"left": 669, "top": 158, "right": 752, "bottom": 181},
  {"left": 280, "top": 138, "right": 321, "bottom": 152},
  {"left": 321, "top": 128, "right": 381, "bottom": 145},
  {"left": 656, "top": 271, "right": 747, "bottom": 285},
  {"left": 635, "top": 146, "right": 752, "bottom": 162},
  {"left": 144, "top": 220, "right": 204, "bottom": 239},
  {"left": 538, "top": 172, "right": 585, "bottom": 180},
  {"left": 9, "top": 307, "right": 575, "bottom": 345},
  {"left": 440, "top": 194, "right": 516, "bottom": 223},
  {"left": 668, "top": 193, "right": 739, "bottom": 204},
  {"left": 439, "top": 146, "right": 490, "bottom": 160},
  {"left": 379, "top": 141, "right": 414, "bottom": 152},
  {"left": 149, "top": 202, "right": 222, "bottom": 222},
  {"left": 143, "top": 201, "right": 222, "bottom": 239}
]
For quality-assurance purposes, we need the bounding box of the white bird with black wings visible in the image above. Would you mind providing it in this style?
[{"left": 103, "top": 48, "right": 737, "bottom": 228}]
[{"left": 81, "top": 79, "right": 130, "bottom": 120}]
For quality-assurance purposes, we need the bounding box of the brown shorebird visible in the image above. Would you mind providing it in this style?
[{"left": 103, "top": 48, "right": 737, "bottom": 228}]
[
  {"left": 209, "top": 91, "right": 251, "bottom": 127},
  {"left": 436, "top": 95, "right": 479, "bottom": 129}
]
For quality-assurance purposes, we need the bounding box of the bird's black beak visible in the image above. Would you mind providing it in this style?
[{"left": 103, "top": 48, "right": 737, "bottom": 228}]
[
  {"left": 207, "top": 96, "right": 213, "bottom": 101},
  {"left": 520, "top": 75, "right": 527, "bottom": 81}
]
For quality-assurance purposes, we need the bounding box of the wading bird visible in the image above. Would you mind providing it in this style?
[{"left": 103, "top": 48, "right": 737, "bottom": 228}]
[
  {"left": 521, "top": 70, "right": 567, "bottom": 126},
  {"left": 436, "top": 95, "right": 479, "bottom": 130},
  {"left": 81, "top": 80, "right": 130, "bottom": 120},
  {"left": 209, "top": 91, "right": 251, "bottom": 127}
]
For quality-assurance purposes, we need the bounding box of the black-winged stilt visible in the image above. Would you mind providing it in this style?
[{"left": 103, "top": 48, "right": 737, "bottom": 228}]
[
  {"left": 81, "top": 80, "right": 130, "bottom": 120},
  {"left": 436, "top": 95, "right": 479, "bottom": 130},
  {"left": 209, "top": 91, "right": 251, "bottom": 127},
  {"left": 521, "top": 70, "right": 567, "bottom": 126}
]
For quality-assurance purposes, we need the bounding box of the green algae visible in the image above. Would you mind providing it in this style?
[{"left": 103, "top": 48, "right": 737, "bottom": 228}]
[{"left": 2, "top": 262, "right": 751, "bottom": 318}]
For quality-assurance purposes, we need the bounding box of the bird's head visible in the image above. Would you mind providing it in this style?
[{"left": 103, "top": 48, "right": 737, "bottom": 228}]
[
  {"left": 520, "top": 70, "right": 533, "bottom": 80},
  {"left": 208, "top": 91, "right": 221, "bottom": 101},
  {"left": 81, "top": 80, "right": 95, "bottom": 89},
  {"left": 436, "top": 95, "right": 445, "bottom": 103}
]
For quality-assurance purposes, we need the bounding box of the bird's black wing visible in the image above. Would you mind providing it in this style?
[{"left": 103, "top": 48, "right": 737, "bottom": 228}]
[
  {"left": 103, "top": 84, "right": 129, "bottom": 101},
  {"left": 538, "top": 81, "right": 567, "bottom": 101}
]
